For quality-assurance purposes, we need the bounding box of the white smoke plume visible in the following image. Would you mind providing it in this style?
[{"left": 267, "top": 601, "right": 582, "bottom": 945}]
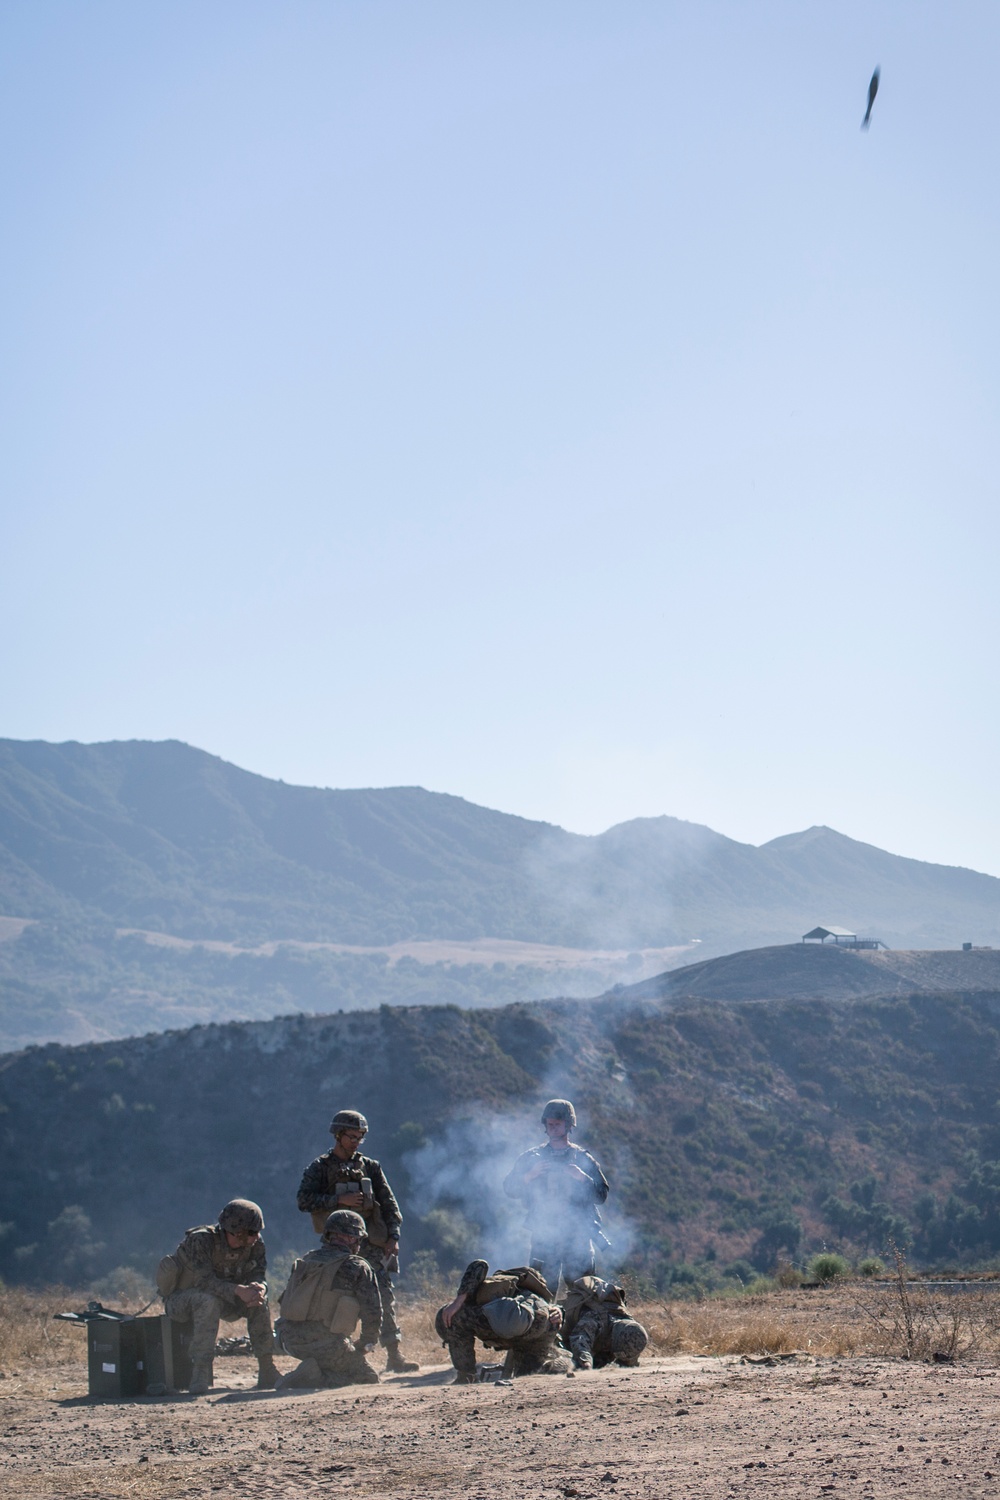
[{"left": 402, "top": 1097, "right": 638, "bottom": 1284}]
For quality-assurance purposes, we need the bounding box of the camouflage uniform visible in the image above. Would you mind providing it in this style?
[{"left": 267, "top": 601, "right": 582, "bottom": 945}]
[
  {"left": 296, "top": 1147, "right": 404, "bottom": 1350},
  {"left": 163, "top": 1224, "right": 274, "bottom": 1364},
  {"left": 275, "top": 1244, "right": 383, "bottom": 1387},
  {"left": 503, "top": 1142, "right": 610, "bottom": 1287},
  {"left": 561, "top": 1276, "right": 648, "bottom": 1369},
  {"left": 435, "top": 1260, "right": 571, "bottom": 1380}
]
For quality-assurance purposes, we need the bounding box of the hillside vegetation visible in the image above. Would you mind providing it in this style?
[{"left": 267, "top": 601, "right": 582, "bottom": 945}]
[
  {"left": 2, "top": 737, "right": 999, "bottom": 1048},
  {"left": 4, "top": 986, "right": 1000, "bottom": 1292}
]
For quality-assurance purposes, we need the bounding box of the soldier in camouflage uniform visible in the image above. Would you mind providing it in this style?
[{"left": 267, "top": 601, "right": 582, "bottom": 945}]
[
  {"left": 296, "top": 1108, "right": 418, "bottom": 1372},
  {"left": 161, "top": 1199, "right": 279, "bottom": 1395},
  {"left": 503, "top": 1100, "right": 610, "bottom": 1289},
  {"left": 435, "top": 1259, "right": 572, "bottom": 1384},
  {"left": 274, "top": 1210, "right": 383, "bottom": 1390},
  {"left": 560, "top": 1275, "right": 648, "bottom": 1369}
]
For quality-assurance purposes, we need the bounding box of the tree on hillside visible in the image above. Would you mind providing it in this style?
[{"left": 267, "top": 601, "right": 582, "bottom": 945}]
[
  {"left": 751, "top": 1210, "right": 803, "bottom": 1272},
  {"left": 820, "top": 1176, "right": 911, "bottom": 1255}
]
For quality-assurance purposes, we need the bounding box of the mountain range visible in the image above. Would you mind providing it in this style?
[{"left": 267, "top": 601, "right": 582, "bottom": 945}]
[{"left": 1, "top": 736, "right": 998, "bottom": 1050}]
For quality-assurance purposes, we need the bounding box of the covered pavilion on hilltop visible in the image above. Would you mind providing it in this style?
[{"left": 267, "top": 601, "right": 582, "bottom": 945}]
[{"left": 801, "top": 925, "right": 887, "bottom": 950}]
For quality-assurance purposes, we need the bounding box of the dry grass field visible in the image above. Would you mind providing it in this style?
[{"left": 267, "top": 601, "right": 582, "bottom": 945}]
[{"left": 3, "top": 1283, "right": 1000, "bottom": 1499}]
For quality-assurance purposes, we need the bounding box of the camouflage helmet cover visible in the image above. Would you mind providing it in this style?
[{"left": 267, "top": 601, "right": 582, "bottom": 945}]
[
  {"left": 323, "top": 1209, "right": 367, "bottom": 1242},
  {"left": 484, "top": 1296, "right": 534, "bottom": 1340},
  {"left": 610, "top": 1315, "right": 648, "bottom": 1365},
  {"left": 218, "top": 1199, "right": 265, "bottom": 1234},
  {"left": 329, "top": 1109, "right": 369, "bottom": 1137},
  {"left": 541, "top": 1098, "right": 577, "bottom": 1128}
]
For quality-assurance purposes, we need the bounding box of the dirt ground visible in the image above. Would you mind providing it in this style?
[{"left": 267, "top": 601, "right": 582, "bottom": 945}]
[{"left": 3, "top": 1313, "right": 1000, "bottom": 1500}]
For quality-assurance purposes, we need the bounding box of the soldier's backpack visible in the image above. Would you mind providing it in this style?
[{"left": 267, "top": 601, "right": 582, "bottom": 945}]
[
  {"left": 279, "top": 1251, "right": 362, "bottom": 1335},
  {"left": 475, "top": 1265, "right": 553, "bottom": 1305},
  {"left": 156, "top": 1254, "right": 180, "bottom": 1297}
]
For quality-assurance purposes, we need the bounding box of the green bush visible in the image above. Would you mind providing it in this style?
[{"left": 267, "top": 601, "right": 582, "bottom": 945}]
[
  {"left": 807, "top": 1252, "right": 850, "bottom": 1283},
  {"left": 858, "top": 1256, "right": 885, "bottom": 1277},
  {"left": 745, "top": 1275, "right": 777, "bottom": 1295},
  {"left": 722, "top": 1258, "right": 755, "bottom": 1284}
]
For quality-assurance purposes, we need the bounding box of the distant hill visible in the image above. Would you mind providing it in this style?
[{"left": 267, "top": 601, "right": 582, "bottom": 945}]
[
  {"left": 624, "top": 942, "right": 1000, "bottom": 1004},
  {"left": 1, "top": 736, "right": 999, "bottom": 1049},
  {"left": 4, "top": 985, "right": 1000, "bottom": 1291}
]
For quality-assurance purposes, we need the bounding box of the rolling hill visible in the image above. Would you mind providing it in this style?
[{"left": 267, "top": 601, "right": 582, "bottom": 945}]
[{"left": 3, "top": 983, "right": 1000, "bottom": 1291}]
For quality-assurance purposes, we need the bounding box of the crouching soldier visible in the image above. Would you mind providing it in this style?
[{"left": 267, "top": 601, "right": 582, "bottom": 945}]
[
  {"left": 561, "top": 1275, "right": 648, "bottom": 1370},
  {"left": 274, "top": 1210, "right": 383, "bottom": 1390},
  {"left": 436, "top": 1260, "right": 572, "bottom": 1384},
  {"left": 296, "top": 1108, "right": 418, "bottom": 1372},
  {"left": 158, "top": 1198, "right": 279, "bottom": 1395}
]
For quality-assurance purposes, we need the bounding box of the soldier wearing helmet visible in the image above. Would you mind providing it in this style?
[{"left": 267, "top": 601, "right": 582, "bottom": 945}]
[
  {"left": 159, "top": 1199, "right": 279, "bottom": 1395},
  {"left": 435, "top": 1260, "right": 571, "bottom": 1383},
  {"left": 296, "top": 1109, "right": 418, "bottom": 1372},
  {"left": 273, "top": 1210, "right": 384, "bottom": 1390},
  {"left": 503, "top": 1099, "right": 610, "bottom": 1289},
  {"left": 560, "top": 1275, "right": 648, "bottom": 1370}
]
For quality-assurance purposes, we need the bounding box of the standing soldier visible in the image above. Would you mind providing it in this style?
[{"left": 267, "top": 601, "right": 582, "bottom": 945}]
[
  {"left": 503, "top": 1099, "right": 610, "bottom": 1289},
  {"left": 296, "top": 1108, "right": 419, "bottom": 1373},
  {"left": 157, "top": 1198, "right": 280, "bottom": 1395}
]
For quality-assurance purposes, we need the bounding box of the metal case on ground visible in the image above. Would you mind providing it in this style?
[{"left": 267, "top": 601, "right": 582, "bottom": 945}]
[{"left": 86, "top": 1315, "right": 193, "bottom": 1399}]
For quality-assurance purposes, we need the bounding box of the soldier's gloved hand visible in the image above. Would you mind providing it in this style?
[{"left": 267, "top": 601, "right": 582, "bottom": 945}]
[
  {"left": 234, "top": 1282, "right": 266, "bottom": 1308},
  {"left": 523, "top": 1163, "right": 548, "bottom": 1183},
  {"left": 384, "top": 1237, "right": 399, "bottom": 1256},
  {"left": 337, "top": 1191, "right": 366, "bottom": 1210},
  {"left": 547, "top": 1307, "right": 563, "bottom": 1330}
]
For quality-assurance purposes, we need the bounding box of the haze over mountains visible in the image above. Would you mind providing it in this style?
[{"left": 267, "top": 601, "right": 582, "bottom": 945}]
[{"left": 1, "top": 736, "right": 998, "bottom": 1050}]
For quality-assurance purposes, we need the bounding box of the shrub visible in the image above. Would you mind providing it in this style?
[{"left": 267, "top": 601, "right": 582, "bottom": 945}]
[
  {"left": 858, "top": 1256, "right": 885, "bottom": 1277},
  {"left": 774, "top": 1260, "right": 804, "bottom": 1289},
  {"left": 808, "top": 1252, "right": 851, "bottom": 1283},
  {"left": 745, "top": 1275, "right": 777, "bottom": 1295},
  {"left": 722, "top": 1259, "right": 755, "bottom": 1285}
]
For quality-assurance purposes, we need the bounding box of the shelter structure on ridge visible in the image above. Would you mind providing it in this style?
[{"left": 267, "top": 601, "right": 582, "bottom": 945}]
[
  {"left": 802, "top": 925, "right": 857, "bottom": 945},
  {"left": 802, "top": 925, "right": 887, "bottom": 951}
]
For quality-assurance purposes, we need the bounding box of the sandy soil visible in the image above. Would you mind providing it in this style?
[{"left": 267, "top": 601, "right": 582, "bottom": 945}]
[{"left": 3, "top": 1346, "right": 1000, "bottom": 1500}]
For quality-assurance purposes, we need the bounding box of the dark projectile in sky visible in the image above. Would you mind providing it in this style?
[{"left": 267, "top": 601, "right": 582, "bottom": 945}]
[{"left": 862, "top": 67, "right": 880, "bottom": 129}]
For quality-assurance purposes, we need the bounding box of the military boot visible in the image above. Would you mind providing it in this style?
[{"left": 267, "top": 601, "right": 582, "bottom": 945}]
[
  {"left": 275, "top": 1357, "right": 323, "bottom": 1391},
  {"left": 385, "top": 1344, "right": 419, "bottom": 1373},
  {"left": 256, "top": 1356, "right": 281, "bottom": 1390},
  {"left": 187, "top": 1358, "right": 214, "bottom": 1395},
  {"left": 353, "top": 1356, "right": 380, "bottom": 1386}
]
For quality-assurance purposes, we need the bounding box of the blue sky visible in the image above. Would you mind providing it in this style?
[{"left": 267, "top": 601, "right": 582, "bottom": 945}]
[{"left": 2, "top": 2, "right": 998, "bottom": 873}]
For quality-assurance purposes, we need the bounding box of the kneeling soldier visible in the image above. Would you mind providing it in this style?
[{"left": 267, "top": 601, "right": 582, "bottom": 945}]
[
  {"left": 158, "top": 1198, "right": 279, "bottom": 1395},
  {"left": 436, "top": 1260, "right": 572, "bottom": 1384},
  {"left": 561, "top": 1275, "right": 648, "bottom": 1369},
  {"left": 274, "top": 1210, "right": 383, "bottom": 1390}
]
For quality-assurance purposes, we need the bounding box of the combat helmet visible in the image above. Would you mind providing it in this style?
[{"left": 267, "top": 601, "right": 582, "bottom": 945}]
[
  {"left": 541, "top": 1098, "right": 577, "bottom": 1129},
  {"left": 218, "top": 1199, "right": 265, "bottom": 1234},
  {"left": 610, "top": 1316, "right": 648, "bottom": 1366},
  {"left": 323, "top": 1209, "right": 367, "bottom": 1244},
  {"left": 329, "top": 1109, "right": 369, "bottom": 1137},
  {"left": 483, "top": 1297, "right": 533, "bottom": 1340}
]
